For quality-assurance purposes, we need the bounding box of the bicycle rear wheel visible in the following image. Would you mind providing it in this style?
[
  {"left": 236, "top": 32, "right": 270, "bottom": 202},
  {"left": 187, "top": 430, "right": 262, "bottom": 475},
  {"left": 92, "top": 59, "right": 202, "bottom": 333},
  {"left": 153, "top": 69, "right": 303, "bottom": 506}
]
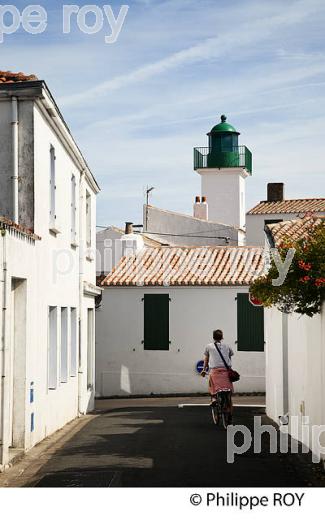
[
  {"left": 221, "top": 393, "right": 231, "bottom": 429},
  {"left": 211, "top": 405, "right": 220, "bottom": 426},
  {"left": 221, "top": 411, "right": 229, "bottom": 429}
]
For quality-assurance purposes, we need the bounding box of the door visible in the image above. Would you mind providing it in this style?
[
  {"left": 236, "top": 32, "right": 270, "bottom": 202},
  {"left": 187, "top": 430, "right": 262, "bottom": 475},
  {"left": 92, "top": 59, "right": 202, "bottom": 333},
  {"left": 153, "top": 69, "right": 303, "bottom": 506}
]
[{"left": 9, "top": 278, "right": 27, "bottom": 448}]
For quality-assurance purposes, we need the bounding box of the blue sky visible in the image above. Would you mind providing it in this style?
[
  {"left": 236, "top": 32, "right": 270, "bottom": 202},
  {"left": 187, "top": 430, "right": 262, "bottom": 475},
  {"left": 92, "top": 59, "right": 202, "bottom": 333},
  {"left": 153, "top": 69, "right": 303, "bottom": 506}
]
[{"left": 2, "top": 0, "right": 325, "bottom": 226}]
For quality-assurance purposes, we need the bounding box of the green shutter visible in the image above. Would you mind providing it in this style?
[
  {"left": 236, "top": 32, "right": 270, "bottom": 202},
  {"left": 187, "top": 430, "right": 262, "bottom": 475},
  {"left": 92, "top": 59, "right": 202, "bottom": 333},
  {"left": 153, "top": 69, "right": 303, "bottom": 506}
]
[
  {"left": 144, "top": 294, "right": 170, "bottom": 350},
  {"left": 237, "top": 293, "right": 264, "bottom": 351}
]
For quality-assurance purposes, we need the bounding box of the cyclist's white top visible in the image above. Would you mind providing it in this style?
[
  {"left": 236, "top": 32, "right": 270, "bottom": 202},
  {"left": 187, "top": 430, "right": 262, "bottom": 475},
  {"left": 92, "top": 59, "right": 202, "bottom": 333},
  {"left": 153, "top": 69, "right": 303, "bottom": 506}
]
[{"left": 204, "top": 342, "right": 234, "bottom": 369}]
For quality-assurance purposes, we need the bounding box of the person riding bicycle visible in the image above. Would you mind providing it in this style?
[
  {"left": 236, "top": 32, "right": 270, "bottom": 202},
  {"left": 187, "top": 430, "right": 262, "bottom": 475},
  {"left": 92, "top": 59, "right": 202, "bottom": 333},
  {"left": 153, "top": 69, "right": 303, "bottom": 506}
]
[{"left": 201, "top": 329, "right": 234, "bottom": 420}]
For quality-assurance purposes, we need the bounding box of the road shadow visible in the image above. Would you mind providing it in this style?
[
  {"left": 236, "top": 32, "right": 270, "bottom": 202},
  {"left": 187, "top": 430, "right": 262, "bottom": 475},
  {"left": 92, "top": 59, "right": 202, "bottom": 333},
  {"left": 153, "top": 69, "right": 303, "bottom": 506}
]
[{"left": 28, "top": 402, "right": 325, "bottom": 487}]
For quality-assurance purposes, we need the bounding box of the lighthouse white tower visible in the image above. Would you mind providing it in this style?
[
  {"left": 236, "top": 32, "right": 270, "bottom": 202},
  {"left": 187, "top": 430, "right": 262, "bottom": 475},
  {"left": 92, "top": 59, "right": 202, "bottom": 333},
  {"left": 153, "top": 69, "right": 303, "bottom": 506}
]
[{"left": 194, "top": 115, "right": 252, "bottom": 231}]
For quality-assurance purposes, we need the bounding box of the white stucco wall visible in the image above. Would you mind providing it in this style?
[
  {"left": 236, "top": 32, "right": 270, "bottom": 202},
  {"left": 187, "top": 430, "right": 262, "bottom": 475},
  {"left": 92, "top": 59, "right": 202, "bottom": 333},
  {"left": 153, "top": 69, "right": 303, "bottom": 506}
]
[
  {"left": 198, "top": 168, "right": 248, "bottom": 230},
  {"left": 0, "top": 91, "right": 98, "bottom": 469},
  {"left": 264, "top": 307, "right": 285, "bottom": 421},
  {"left": 246, "top": 212, "right": 325, "bottom": 246},
  {"left": 144, "top": 205, "right": 240, "bottom": 247},
  {"left": 265, "top": 305, "right": 325, "bottom": 462},
  {"left": 96, "top": 286, "right": 265, "bottom": 397}
]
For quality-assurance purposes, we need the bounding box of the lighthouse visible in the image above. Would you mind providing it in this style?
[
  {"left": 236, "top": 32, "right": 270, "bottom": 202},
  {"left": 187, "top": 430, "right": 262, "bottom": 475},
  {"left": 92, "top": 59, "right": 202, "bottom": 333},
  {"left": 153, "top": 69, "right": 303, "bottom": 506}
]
[{"left": 194, "top": 115, "right": 252, "bottom": 230}]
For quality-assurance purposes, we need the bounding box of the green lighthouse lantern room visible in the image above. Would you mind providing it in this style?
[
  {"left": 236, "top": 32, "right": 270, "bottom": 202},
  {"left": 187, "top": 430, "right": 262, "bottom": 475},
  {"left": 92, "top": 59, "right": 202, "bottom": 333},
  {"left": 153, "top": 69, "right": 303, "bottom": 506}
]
[{"left": 194, "top": 115, "right": 252, "bottom": 173}]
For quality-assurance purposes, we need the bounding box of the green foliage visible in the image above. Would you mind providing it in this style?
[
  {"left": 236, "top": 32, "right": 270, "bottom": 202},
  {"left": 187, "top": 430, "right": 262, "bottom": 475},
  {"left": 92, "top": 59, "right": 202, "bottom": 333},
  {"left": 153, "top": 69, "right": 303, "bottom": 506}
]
[{"left": 250, "top": 221, "right": 325, "bottom": 317}]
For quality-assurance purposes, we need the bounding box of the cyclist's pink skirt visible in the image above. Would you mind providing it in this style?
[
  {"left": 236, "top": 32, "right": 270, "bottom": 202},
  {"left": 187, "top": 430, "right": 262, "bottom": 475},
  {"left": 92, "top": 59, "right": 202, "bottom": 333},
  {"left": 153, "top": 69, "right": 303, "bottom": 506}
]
[{"left": 209, "top": 367, "right": 233, "bottom": 395}]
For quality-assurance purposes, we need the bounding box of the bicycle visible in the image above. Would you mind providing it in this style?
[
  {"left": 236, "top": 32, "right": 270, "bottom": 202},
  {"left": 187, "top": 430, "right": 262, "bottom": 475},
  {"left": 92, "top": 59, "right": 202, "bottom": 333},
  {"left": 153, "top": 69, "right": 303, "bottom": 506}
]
[{"left": 210, "top": 390, "right": 232, "bottom": 429}]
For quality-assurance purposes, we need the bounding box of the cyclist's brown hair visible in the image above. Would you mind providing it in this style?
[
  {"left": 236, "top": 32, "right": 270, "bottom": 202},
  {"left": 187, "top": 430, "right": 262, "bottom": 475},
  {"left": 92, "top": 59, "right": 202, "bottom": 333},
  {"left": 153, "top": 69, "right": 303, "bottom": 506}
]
[{"left": 213, "top": 329, "right": 223, "bottom": 342}]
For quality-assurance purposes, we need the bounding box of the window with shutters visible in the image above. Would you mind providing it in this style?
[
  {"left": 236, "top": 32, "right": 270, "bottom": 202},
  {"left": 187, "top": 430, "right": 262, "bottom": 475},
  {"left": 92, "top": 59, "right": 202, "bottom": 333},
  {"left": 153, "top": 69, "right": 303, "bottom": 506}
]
[
  {"left": 71, "top": 174, "right": 77, "bottom": 244},
  {"left": 237, "top": 293, "right": 264, "bottom": 351},
  {"left": 87, "top": 308, "right": 94, "bottom": 390},
  {"left": 60, "top": 307, "right": 68, "bottom": 383},
  {"left": 143, "top": 294, "right": 170, "bottom": 350},
  {"left": 48, "top": 306, "right": 58, "bottom": 389},
  {"left": 86, "top": 190, "right": 91, "bottom": 247},
  {"left": 70, "top": 307, "right": 77, "bottom": 377},
  {"left": 49, "top": 145, "right": 57, "bottom": 231}
]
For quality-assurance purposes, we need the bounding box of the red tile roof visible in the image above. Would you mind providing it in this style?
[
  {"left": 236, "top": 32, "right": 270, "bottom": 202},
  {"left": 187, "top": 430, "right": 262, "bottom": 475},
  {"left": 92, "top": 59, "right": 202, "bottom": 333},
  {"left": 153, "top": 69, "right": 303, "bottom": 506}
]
[
  {"left": 0, "top": 217, "right": 41, "bottom": 240},
  {"left": 0, "top": 70, "right": 38, "bottom": 84},
  {"left": 266, "top": 216, "right": 324, "bottom": 247},
  {"left": 102, "top": 246, "right": 265, "bottom": 287},
  {"left": 247, "top": 199, "right": 325, "bottom": 215}
]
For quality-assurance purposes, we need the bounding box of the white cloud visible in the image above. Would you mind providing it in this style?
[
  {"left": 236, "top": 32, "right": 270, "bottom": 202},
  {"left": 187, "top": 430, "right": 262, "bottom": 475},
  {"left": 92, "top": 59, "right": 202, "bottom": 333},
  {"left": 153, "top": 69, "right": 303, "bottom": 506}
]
[{"left": 59, "top": 0, "right": 324, "bottom": 107}]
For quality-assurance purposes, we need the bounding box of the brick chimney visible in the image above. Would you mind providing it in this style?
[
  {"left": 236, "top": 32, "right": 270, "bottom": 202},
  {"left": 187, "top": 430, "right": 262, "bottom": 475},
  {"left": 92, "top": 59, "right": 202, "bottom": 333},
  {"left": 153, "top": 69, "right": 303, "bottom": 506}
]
[
  {"left": 121, "top": 221, "right": 144, "bottom": 257},
  {"left": 125, "top": 222, "right": 134, "bottom": 234},
  {"left": 193, "top": 196, "right": 208, "bottom": 220},
  {"left": 267, "top": 183, "right": 284, "bottom": 202}
]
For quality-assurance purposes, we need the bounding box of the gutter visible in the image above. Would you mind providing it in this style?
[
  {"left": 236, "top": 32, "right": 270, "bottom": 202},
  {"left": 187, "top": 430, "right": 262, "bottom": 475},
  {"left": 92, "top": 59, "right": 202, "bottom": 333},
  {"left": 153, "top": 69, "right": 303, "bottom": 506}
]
[
  {"left": 11, "top": 97, "right": 19, "bottom": 223},
  {"left": 0, "top": 229, "right": 8, "bottom": 468},
  {"left": 78, "top": 172, "right": 85, "bottom": 415}
]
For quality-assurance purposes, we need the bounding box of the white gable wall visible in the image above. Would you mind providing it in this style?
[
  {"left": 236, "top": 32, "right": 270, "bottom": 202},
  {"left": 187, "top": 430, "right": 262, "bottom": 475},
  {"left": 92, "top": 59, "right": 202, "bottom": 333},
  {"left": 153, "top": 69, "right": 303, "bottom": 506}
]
[
  {"left": 246, "top": 211, "right": 325, "bottom": 246},
  {"left": 96, "top": 286, "right": 265, "bottom": 397},
  {"left": 144, "top": 205, "right": 240, "bottom": 247}
]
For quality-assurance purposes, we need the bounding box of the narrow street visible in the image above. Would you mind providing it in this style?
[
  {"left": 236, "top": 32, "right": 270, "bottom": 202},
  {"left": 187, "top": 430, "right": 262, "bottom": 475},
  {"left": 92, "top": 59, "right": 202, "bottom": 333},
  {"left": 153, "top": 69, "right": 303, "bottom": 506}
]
[{"left": 1, "top": 396, "right": 324, "bottom": 488}]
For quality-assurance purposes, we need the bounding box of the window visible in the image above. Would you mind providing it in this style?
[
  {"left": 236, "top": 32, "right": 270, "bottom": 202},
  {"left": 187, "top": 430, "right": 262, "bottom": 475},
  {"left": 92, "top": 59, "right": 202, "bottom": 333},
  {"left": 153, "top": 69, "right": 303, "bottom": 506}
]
[
  {"left": 86, "top": 190, "right": 91, "bottom": 247},
  {"left": 221, "top": 134, "right": 233, "bottom": 152},
  {"left": 87, "top": 308, "right": 94, "bottom": 390},
  {"left": 49, "top": 146, "right": 56, "bottom": 229},
  {"left": 143, "top": 294, "right": 170, "bottom": 350},
  {"left": 71, "top": 175, "right": 77, "bottom": 244},
  {"left": 60, "top": 308, "right": 68, "bottom": 383},
  {"left": 237, "top": 293, "right": 264, "bottom": 351},
  {"left": 70, "top": 308, "right": 77, "bottom": 377},
  {"left": 48, "top": 306, "right": 58, "bottom": 389}
]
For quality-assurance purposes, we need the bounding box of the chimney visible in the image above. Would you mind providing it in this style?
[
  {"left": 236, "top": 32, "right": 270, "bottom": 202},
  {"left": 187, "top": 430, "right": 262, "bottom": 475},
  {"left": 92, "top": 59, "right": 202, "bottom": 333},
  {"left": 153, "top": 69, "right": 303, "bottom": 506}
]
[
  {"left": 125, "top": 222, "right": 133, "bottom": 234},
  {"left": 193, "top": 196, "right": 208, "bottom": 220},
  {"left": 121, "top": 221, "right": 144, "bottom": 257},
  {"left": 267, "top": 183, "right": 284, "bottom": 202}
]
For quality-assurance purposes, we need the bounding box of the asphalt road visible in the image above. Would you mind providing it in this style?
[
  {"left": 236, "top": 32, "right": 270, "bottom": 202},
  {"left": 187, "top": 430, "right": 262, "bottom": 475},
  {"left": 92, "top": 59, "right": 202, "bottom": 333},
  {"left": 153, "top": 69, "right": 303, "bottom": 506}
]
[{"left": 24, "top": 397, "right": 325, "bottom": 487}]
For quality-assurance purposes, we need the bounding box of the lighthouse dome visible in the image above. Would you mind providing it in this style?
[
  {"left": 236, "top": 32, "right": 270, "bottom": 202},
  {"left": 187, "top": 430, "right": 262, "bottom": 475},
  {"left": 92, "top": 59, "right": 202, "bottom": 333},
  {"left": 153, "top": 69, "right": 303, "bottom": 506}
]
[{"left": 209, "top": 115, "right": 240, "bottom": 135}]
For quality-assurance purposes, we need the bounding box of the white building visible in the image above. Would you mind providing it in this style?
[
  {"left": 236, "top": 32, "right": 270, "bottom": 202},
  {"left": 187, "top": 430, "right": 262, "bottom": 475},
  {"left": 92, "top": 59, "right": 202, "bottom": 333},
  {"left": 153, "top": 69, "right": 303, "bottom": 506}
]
[
  {"left": 263, "top": 216, "right": 325, "bottom": 464},
  {"left": 95, "top": 115, "right": 267, "bottom": 396},
  {"left": 246, "top": 183, "right": 325, "bottom": 246},
  {"left": 96, "top": 224, "right": 170, "bottom": 275},
  {"left": 0, "top": 71, "right": 100, "bottom": 470},
  {"left": 96, "top": 245, "right": 266, "bottom": 396},
  {"left": 143, "top": 204, "right": 243, "bottom": 247}
]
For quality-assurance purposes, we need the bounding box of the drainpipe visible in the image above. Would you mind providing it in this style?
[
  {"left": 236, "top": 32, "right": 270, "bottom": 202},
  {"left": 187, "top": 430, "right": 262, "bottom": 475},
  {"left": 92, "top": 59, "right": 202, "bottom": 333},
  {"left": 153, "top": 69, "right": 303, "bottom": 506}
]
[
  {"left": 78, "top": 171, "right": 85, "bottom": 415},
  {"left": 11, "top": 97, "right": 19, "bottom": 223},
  {"left": 0, "top": 230, "right": 8, "bottom": 468}
]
